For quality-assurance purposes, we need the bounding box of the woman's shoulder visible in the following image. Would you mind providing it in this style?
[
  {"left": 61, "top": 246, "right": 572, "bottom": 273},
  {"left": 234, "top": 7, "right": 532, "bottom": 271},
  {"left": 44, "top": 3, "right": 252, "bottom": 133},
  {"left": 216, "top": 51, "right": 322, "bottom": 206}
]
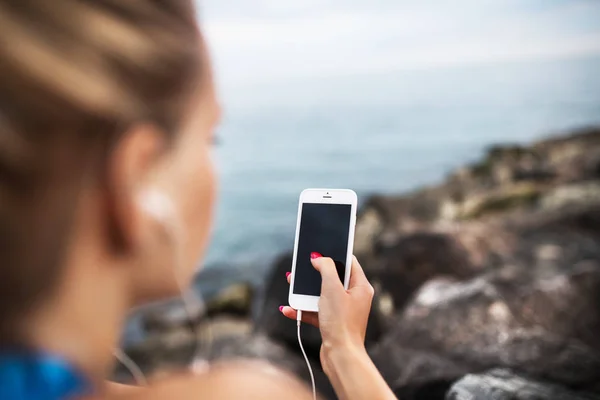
[{"left": 97, "top": 360, "right": 313, "bottom": 400}]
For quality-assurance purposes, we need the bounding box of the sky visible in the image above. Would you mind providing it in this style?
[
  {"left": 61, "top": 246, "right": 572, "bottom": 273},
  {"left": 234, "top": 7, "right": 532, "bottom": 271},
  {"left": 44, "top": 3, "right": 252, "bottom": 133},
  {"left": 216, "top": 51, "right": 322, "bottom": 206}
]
[{"left": 198, "top": 0, "right": 600, "bottom": 87}]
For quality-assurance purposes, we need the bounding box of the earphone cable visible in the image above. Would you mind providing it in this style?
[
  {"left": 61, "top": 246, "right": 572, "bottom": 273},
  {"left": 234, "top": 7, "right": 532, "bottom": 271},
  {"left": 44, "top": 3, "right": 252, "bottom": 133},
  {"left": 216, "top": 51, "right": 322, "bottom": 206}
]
[
  {"left": 113, "top": 348, "right": 148, "bottom": 386},
  {"left": 297, "top": 310, "right": 317, "bottom": 400},
  {"left": 115, "top": 190, "right": 210, "bottom": 385}
]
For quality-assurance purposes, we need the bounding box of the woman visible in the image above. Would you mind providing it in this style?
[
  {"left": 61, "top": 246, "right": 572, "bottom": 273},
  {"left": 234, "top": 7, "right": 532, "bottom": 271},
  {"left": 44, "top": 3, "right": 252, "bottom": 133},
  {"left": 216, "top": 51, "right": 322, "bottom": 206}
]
[{"left": 0, "top": 1, "right": 396, "bottom": 399}]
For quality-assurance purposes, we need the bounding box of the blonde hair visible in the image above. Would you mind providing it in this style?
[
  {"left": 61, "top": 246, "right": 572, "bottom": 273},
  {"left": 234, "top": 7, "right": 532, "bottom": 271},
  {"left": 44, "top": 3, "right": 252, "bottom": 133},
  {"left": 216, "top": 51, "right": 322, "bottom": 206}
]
[{"left": 0, "top": 0, "right": 202, "bottom": 329}]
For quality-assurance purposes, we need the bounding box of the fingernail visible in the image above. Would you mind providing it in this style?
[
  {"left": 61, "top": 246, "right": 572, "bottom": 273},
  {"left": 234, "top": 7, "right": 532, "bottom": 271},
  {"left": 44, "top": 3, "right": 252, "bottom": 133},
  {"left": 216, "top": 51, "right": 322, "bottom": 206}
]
[
  {"left": 279, "top": 306, "right": 284, "bottom": 313},
  {"left": 311, "top": 252, "right": 322, "bottom": 260},
  {"left": 286, "top": 272, "right": 291, "bottom": 278}
]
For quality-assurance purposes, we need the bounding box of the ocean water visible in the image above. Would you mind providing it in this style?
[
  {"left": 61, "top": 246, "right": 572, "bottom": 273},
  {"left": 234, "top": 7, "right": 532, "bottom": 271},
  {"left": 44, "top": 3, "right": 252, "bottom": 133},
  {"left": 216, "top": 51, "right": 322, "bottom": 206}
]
[{"left": 204, "top": 55, "right": 600, "bottom": 276}]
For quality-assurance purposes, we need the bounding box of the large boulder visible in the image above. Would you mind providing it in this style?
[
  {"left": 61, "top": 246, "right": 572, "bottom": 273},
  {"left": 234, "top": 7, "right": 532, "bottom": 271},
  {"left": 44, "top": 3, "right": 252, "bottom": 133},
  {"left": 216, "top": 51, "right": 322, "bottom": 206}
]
[
  {"left": 447, "top": 369, "right": 600, "bottom": 400},
  {"left": 370, "top": 261, "right": 600, "bottom": 397},
  {"left": 369, "top": 342, "right": 471, "bottom": 400},
  {"left": 370, "top": 232, "right": 478, "bottom": 311}
]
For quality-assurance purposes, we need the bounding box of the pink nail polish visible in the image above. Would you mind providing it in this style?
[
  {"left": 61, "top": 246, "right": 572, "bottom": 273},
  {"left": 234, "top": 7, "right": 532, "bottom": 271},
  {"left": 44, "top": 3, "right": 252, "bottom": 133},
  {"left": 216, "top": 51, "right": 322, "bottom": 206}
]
[
  {"left": 311, "top": 252, "right": 322, "bottom": 260},
  {"left": 286, "top": 272, "right": 291, "bottom": 278},
  {"left": 279, "top": 306, "right": 284, "bottom": 312}
]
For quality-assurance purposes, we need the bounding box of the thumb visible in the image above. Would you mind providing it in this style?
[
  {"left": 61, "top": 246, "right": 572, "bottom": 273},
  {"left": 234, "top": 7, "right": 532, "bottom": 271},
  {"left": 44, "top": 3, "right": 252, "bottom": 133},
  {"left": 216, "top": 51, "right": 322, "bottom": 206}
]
[{"left": 311, "top": 256, "right": 344, "bottom": 292}]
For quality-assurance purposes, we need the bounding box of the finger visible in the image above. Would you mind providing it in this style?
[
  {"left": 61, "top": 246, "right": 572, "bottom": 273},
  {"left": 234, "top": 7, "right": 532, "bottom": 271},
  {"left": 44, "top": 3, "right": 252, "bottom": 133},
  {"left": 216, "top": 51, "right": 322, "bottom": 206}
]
[
  {"left": 311, "top": 256, "right": 344, "bottom": 292},
  {"left": 286, "top": 272, "right": 291, "bottom": 285},
  {"left": 348, "top": 255, "right": 370, "bottom": 289},
  {"left": 280, "top": 306, "right": 320, "bottom": 327}
]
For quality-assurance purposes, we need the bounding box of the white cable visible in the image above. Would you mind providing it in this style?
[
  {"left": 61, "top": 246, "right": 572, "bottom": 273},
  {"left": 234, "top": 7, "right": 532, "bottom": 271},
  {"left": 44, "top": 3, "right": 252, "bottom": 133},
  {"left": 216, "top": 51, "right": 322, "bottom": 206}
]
[
  {"left": 297, "top": 310, "right": 317, "bottom": 400},
  {"left": 113, "top": 348, "right": 148, "bottom": 386},
  {"left": 143, "top": 189, "right": 210, "bottom": 368},
  {"left": 114, "top": 190, "right": 210, "bottom": 385},
  {"left": 163, "top": 207, "right": 209, "bottom": 369}
]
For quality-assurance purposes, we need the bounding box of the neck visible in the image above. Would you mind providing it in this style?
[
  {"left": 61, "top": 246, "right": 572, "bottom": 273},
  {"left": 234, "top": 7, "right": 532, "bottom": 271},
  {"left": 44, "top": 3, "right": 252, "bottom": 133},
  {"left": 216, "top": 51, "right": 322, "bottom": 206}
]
[{"left": 14, "top": 255, "right": 131, "bottom": 390}]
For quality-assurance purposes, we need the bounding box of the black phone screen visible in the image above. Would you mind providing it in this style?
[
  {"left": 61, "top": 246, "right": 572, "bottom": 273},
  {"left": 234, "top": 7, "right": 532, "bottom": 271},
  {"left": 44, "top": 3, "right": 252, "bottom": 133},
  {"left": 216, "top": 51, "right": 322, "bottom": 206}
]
[{"left": 293, "top": 203, "right": 352, "bottom": 296}]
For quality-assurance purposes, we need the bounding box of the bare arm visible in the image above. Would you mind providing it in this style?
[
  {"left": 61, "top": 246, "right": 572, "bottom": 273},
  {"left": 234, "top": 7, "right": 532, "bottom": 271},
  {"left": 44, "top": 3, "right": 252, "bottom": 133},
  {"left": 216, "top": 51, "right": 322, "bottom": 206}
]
[
  {"left": 324, "top": 345, "right": 396, "bottom": 400},
  {"left": 282, "top": 256, "right": 397, "bottom": 400}
]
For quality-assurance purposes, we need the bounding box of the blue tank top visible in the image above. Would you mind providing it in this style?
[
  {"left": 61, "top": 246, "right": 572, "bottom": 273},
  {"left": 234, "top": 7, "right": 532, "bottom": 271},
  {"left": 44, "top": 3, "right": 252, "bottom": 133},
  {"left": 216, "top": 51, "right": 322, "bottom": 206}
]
[{"left": 0, "top": 351, "right": 91, "bottom": 400}]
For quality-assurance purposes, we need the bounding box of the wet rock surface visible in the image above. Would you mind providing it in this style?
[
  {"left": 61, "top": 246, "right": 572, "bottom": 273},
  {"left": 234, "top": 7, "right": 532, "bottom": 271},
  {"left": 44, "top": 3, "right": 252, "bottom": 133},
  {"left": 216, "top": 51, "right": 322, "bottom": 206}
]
[
  {"left": 119, "top": 127, "right": 600, "bottom": 399},
  {"left": 446, "top": 369, "right": 600, "bottom": 400}
]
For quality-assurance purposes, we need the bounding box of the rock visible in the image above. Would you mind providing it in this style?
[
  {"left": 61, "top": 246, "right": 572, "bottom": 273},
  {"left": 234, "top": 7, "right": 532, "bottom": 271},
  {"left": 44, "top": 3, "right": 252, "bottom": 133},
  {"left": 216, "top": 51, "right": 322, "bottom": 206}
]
[
  {"left": 362, "top": 198, "right": 600, "bottom": 396},
  {"left": 354, "top": 193, "right": 431, "bottom": 269},
  {"left": 141, "top": 282, "right": 253, "bottom": 334},
  {"left": 535, "top": 127, "right": 600, "bottom": 182},
  {"left": 439, "top": 199, "right": 462, "bottom": 221},
  {"left": 354, "top": 196, "right": 389, "bottom": 258},
  {"left": 443, "top": 127, "right": 600, "bottom": 202},
  {"left": 447, "top": 369, "right": 600, "bottom": 400},
  {"left": 141, "top": 298, "right": 202, "bottom": 334},
  {"left": 205, "top": 283, "right": 254, "bottom": 318},
  {"left": 378, "top": 262, "right": 600, "bottom": 392},
  {"left": 540, "top": 181, "right": 600, "bottom": 211},
  {"left": 505, "top": 204, "right": 600, "bottom": 277},
  {"left": 370, "top": 233, "right": 477, "bottom": 311},
  {"left": 114, "top": 326, "right": 196, "bottom": 382},
  {"left": 198, "top": 315, "right": 253, "bottom": 345},
  {"left": 457, "top": 182, "right": 542, "bottom": 220},
  {"left": 422, "top": 199, "right": 600, "bottom": 294},
  {"left": 354, "top": 189, "right": 450, "bottom": 262},
  {"left": 444, "top": 220, "right": 515, "bottom": 270},
  {"left": 369, "top": 343, "right": 470, "bottom": 400},
  {"left": 355, "top": 128, "right": 600, "bottom": 313}
]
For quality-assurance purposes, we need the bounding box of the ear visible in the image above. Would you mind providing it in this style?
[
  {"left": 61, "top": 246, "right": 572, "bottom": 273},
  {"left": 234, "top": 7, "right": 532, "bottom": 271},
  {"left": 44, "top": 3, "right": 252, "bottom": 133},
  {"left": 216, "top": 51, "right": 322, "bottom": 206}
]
[{"left": 103, "top": 124, "right": 166, "bottom": 253}]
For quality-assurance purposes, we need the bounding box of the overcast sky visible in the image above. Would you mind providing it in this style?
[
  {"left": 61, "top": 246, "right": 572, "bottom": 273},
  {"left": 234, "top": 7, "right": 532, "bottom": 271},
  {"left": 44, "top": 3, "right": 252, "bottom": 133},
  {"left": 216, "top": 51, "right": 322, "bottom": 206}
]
[{"left": 199, "top": 0, "right": 600, "bottom": 86}]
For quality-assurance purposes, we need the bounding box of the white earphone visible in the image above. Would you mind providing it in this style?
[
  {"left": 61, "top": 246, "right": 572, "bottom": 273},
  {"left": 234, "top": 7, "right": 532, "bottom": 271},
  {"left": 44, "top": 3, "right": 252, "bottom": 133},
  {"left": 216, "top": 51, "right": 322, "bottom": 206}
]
[{"left": 139, "top": 189, "right": 177, "bottom": 225}]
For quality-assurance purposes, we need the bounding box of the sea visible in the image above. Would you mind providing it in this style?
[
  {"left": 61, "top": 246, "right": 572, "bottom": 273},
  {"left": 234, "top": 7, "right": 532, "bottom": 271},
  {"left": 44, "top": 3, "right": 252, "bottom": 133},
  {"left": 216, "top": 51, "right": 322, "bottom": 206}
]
[
  {"left": 123, "top": 54, "right": 600, "bottom": 345},
  {"left": 206, "top": 54, "right": 600, "bottom": 272}
]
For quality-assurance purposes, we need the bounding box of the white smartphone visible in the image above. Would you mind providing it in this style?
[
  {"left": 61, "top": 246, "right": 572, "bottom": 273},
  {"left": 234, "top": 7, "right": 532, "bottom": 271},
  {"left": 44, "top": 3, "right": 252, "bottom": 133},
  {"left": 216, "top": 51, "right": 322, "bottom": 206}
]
[{"left": 288, "top": 188, "right": 358, "bottom": 312}]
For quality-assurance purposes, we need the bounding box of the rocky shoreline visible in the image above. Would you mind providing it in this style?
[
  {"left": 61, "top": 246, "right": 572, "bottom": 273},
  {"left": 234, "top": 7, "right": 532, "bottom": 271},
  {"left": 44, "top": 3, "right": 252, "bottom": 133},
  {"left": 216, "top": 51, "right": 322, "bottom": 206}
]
[{"left": 117, "top": 126, "right": 600, "bottom": 399}]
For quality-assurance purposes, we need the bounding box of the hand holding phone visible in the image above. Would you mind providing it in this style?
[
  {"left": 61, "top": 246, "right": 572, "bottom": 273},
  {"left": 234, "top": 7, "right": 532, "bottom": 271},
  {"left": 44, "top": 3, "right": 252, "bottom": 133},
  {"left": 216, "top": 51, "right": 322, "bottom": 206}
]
[
  {"left": 285, "top": 188, "right": 374, "bottom": 347},
  {"left": 283, "top": 255, "right": 374, "bottom": 345},
  {"left": 288, "top": 189, "right": 358, "bottom": 312}
]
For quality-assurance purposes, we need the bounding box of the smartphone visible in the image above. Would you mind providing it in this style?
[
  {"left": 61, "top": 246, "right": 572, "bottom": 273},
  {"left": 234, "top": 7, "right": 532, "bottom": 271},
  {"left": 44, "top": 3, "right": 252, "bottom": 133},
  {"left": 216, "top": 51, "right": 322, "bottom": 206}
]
[{"left": 288, "top": 188, "right": 358, "bottom": 312}]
